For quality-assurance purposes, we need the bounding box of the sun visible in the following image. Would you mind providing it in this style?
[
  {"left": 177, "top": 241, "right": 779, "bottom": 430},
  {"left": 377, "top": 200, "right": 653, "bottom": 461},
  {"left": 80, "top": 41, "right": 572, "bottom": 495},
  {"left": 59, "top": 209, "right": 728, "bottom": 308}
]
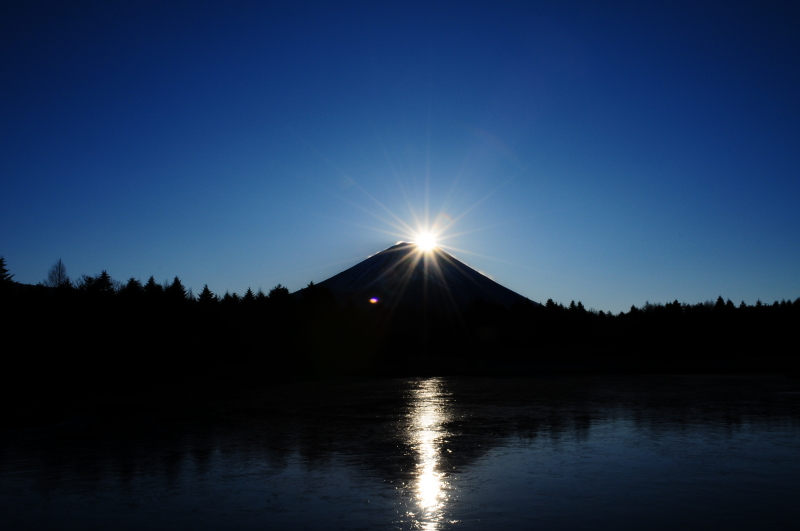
[{"left": 415, "top": 232, "right": 437, "bottom": 252}]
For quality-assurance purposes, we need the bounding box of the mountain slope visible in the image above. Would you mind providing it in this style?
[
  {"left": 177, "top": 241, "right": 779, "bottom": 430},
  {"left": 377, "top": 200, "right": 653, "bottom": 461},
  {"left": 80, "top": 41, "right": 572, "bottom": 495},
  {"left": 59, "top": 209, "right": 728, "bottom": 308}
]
[{"left": 306, "top": 242, "right": 535, "bottom": 310}]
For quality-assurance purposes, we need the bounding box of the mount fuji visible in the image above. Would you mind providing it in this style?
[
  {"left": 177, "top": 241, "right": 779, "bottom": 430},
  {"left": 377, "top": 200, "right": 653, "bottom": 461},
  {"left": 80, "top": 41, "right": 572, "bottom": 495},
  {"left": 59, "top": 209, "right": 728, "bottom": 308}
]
[{"left": 302, "top": 242, "right": 536, "bottom": 310}]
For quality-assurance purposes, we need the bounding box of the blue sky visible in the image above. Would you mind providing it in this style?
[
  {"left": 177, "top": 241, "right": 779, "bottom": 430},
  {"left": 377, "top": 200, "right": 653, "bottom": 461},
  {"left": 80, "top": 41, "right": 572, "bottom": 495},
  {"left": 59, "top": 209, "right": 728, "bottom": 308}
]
[{"left": 2, "top": 1, "right": 798, "bottom": 312}]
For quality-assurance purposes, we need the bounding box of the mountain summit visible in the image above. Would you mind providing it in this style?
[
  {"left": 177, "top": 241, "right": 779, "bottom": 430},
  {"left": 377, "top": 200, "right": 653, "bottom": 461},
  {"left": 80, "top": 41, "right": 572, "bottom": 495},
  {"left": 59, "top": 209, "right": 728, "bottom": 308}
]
[{"left": 307, "top": 242, "right": 535, "bottom": 310}]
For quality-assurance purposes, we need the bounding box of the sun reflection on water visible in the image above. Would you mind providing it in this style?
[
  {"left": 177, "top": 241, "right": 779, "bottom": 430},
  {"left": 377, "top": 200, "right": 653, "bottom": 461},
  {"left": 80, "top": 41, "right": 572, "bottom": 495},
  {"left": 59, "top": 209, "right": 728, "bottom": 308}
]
[{"left": 405, "top": 377, "right": 452, "bottom": 530}]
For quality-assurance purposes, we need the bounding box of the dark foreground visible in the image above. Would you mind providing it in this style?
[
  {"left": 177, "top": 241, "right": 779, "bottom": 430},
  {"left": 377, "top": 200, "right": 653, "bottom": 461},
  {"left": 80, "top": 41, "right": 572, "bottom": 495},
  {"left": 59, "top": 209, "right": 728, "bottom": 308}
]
[
  {"left": 2, "top": 374, "right": 799, "bottom": 530},
  {"left": 4, "top": 279, "right": 800, "bottom": 401}
]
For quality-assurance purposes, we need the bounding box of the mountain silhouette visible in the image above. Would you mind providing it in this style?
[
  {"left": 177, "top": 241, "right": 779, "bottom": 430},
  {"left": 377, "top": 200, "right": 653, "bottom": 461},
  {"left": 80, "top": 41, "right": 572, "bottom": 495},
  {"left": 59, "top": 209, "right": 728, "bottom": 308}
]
[{"left": 302, "top": 242, "right": 535, "bottom": 310}]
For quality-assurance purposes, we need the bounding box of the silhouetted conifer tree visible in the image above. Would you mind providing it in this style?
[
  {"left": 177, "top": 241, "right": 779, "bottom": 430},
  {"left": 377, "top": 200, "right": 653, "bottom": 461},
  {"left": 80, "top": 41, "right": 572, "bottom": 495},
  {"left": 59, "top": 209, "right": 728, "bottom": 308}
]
[
  {"left": 119, "top": 277, "right": 143, "bottom": 298},
  {"left": 76, "top": 274, "right": 95, "bottom": 292},
  {"left": 243, "top": 287, "right": 255, "bottom": 304},
  {"left": 0, "top": 256, "right": 15, "bottom": 288},
  {"left": 221, "top": 291, "right": 239, "bottom": 307},
  {"left": 76, "top": 270, "right": 116, "bottom": 296},
  {"left": 267, "top": 284, "right": 293, "bottom": 314},
  {"left": 198, "top": 285, "right": 217, "bottom": 304},
  {"left": 269, "top": 284, "right": 290, "bottom": 299},
  {"left": 166, "top": 276, "right": 187, "bottom": 301},
  {"left": 96, "top": 270, "right": 115, "bottom": 295},
  {"left": 144, "top": 276, "right": 163, "bottom": 298}
]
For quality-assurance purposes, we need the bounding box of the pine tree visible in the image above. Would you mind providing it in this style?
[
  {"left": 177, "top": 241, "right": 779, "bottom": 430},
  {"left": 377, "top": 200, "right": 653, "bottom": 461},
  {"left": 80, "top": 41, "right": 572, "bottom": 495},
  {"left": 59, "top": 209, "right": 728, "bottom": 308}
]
[
  {"left": 267, "top": 284, "right": 292, "bottom": 312},
  {"left": 96, "top": 270, "right": 116, "bottom": 295},
  {"left": 198, "top": 285, "right": 217, "bottom": 305},
  {"left": 166, "top": 276, "right": 187, "bottom": 301},
  {"left": 256, "top": 288, "right": 267, "bottom": 303},
  {"left": 243, "top": 287, "right": 255, "bottom": 304},
  {"left": 119, "top": 277, "right": 143, "bottom": 298},
  {"left": 144, "top": 276, "right": 163, "bottom": 298},
  {"left": 77, "top": 270, "right": 116, "bottom": 296},
  {"left": 221, "top": 291, "right": 240, "bottom": 307},
  {"left": 0, "top": 256, "right": 14, "bottom": 288},
  {"left": 76, "top": 274, "right": 96, "bottom": 292},
  {"left": 269, "top": 284, "right": 290, "bottom": 299}
]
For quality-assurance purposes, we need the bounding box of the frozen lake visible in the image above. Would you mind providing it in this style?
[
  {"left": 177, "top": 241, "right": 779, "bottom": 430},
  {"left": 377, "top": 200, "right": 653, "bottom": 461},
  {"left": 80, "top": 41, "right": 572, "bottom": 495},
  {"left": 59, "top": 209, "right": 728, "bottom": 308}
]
[{"left": 2, "top": 375, "right": 799, "bottom": 530}]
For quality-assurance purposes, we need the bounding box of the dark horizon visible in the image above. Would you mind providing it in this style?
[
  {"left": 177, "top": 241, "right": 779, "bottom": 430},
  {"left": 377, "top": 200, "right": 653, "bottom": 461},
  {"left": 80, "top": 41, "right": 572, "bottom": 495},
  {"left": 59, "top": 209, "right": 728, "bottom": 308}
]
[
  {"left": 2, "top": 252, "right": 798, "bottom": 405},
  {"left": 4, "top": 248, "right": 799, "bottom": 317}
]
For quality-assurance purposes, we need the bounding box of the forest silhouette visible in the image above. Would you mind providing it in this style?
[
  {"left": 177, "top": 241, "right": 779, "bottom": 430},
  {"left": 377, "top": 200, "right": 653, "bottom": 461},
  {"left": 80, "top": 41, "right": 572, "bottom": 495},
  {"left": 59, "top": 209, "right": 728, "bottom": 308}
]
[{"left": 1, "top": 256, "right": 798, "bottom": 400}]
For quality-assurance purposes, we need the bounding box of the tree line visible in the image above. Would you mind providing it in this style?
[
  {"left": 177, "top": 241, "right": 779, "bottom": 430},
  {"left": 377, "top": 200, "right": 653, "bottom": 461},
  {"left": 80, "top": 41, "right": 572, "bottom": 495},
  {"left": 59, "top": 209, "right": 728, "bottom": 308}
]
[{"left": 1, "top": 255, "right": 798, "bottom": 400}]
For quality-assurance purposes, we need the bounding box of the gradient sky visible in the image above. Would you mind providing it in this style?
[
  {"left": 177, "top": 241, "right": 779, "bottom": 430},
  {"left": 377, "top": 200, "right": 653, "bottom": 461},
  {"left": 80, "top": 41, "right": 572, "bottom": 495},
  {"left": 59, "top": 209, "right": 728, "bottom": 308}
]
[{"left": 2, "top": 1, "right": 799, "bottom": 312}]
